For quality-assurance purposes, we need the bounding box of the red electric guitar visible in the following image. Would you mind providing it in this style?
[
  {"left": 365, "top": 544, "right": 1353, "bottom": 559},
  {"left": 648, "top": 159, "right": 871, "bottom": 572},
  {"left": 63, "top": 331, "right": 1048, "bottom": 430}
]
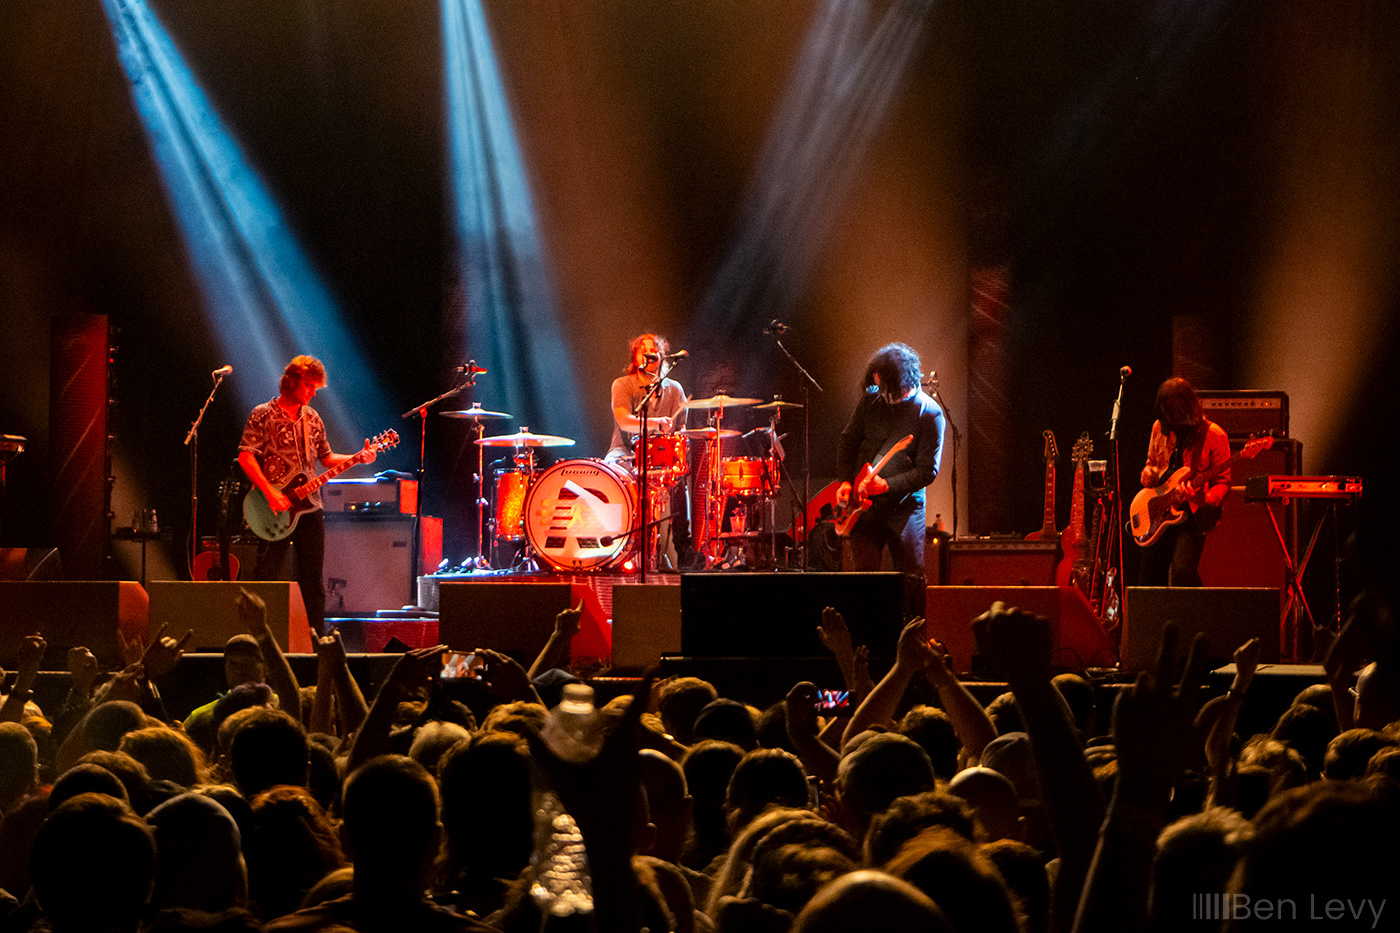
[
  {"left": 1057, "top": 433, "right": 1093, "bottom": 595},
  {"left": 834, "top": 434, "right": 914, "bottom": 537},
  {"left": 1025, "top": 431, "right": 1059, "bottom": 543}
]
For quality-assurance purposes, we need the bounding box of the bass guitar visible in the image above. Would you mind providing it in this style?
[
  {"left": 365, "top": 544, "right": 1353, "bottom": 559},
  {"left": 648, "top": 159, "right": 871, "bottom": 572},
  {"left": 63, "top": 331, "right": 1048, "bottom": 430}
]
[
  {"left": 1058, "top": 432, "right": 1093, "bottom": 595},
  {"left": 1129, "top": 435, "right": 1272, "bottom": 547},
  {"left": 834, "top": 434, "right": 914, "bottom": 537},
  {"left": 244, "top": 430, "right": 399, "bottom": 542}
]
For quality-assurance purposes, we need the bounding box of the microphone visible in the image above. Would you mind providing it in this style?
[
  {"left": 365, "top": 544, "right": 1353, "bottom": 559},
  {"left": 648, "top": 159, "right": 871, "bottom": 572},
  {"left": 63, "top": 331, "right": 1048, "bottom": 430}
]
[
  {"left": 664, "top": 349, "right": 689, "bottom": 360},
  {"left": 764, "top": 319, "right": 789, "bottom": 336},
  {"left": 457, "top": 361, "right": 488, "bottom": 376},
  {"left": 922, "top": 370, "right": 938, "bottom": 390},
  {"left": 643, "top": 352, "right": 660, "bottom": 362},
  {"left": 1119, "top": 365, "right": 1132, "bottom": 380},
  {"left": 212, "top": 365, "right": 233, "bottom": 377}
]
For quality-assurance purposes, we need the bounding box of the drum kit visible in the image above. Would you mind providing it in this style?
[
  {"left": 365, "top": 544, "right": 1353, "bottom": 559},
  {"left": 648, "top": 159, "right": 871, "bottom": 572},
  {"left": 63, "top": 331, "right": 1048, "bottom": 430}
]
[{"left": 441, "top": 392, "right": 800, "bottom": 573}]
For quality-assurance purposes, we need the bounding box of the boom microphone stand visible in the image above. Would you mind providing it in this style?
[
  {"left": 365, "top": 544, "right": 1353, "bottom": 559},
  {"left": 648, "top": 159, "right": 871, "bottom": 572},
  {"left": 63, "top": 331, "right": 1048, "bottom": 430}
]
[
  {"left": 184, "top": 367, "right": 231, "bottom": 579},
  {"left": 403, "top": 364, "right": 479, "bottom": 597},
  {"left": 766, "top": 321, "right": 821, "bottom": 570}
]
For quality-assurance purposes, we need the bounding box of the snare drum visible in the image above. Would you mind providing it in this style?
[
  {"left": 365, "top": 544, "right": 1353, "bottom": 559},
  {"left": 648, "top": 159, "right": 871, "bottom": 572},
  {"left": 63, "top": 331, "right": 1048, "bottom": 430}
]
[
  {"left": 720, "top": 456, "right": 778, "bottom": 497},
  {"left": 642, "top": 433, "right": 689, "bottom": 479},
  {"left": 524, "top": 459, "right": 637, "bottom": 571},
  {"left": 493, "top": 466, "right": 530, "bottom": 541}
]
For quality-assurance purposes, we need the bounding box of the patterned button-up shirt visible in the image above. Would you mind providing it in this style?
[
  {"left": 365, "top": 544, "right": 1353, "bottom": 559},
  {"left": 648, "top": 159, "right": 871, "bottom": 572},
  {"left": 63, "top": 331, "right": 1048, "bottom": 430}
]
[{"left": 240, "top": 399, "right": 333, "bottom": 510}]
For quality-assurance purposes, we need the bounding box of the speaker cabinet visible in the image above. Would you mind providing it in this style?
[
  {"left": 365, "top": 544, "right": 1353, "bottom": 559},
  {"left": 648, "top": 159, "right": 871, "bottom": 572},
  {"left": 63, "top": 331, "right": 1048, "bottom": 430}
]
[
  {"left": 680, "top": 572, "right": 921, "bottom": 659},
  {"left": 933, "top": 539, "right": 1058, "bottom": 587},
  {"left": 1122, "top": 587, "right": 1279, "bottom": 672},
  {"left": 925, "top": 586, "right": 1117, "bottom": 674},
  {"left": 146, "top": 581, "right": 310, "bottom": 654},
  {"left": 1200, "top": 439, "right": 1300, "bottom": 592},
  {"left": 0, "top": 581, "right": 148, "bottom": 669},
  {"left": 323, "top": 514, "right": 415, "bottom": 615},
  {"left": 49, "top": 314, "right": 110, "bottom": 580},
  {"left": 437, "top": 581, "right": 610, "bottom": 667},
  {"left": 611, "top": 583, "right": 682, "bottom": 670}
]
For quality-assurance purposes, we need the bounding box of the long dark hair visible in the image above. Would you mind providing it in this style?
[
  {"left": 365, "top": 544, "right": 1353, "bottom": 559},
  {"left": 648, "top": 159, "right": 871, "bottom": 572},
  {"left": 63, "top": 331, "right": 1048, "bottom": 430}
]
[
  {"left": 625, "top": 333, "right": 669, "bottom": 375},
  {"left": 1155, "top": 377, "right": 1204, "bottom": 444},
  {"left": 863, "top": 343, "right": 923, "bottom": 399}
]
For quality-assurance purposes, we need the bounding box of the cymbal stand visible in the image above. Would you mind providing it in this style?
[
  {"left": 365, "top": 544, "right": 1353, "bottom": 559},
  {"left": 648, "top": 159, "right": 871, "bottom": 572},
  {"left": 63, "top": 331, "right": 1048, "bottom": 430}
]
[
  {"left": 705, "top": 407, "right": 730, "bottom": 567},
  {"left": 769, "top": 332, "right": 822, "bottom": 570},
  {"left": 402, "top": 372, "right": 474, "bottom": 587}
]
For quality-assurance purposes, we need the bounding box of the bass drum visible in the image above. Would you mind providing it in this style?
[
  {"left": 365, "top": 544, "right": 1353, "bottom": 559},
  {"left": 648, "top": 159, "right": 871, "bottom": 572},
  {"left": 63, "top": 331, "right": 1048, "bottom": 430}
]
[{"left": 524, "top": 459, "right": 637, "bottom": 571}]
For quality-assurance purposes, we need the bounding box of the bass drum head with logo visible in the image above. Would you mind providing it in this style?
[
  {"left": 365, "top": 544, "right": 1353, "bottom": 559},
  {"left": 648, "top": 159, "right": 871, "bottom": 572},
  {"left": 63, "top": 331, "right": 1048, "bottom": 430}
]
[{"left": 524, "top": 459, "right": 637, "bottom": 571}]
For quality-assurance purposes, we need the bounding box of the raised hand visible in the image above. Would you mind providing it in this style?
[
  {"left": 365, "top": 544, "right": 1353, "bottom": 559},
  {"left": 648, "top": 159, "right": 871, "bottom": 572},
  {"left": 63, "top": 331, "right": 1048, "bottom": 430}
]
[
  {"left": 141, "top": 623, "right": 193, "bottom": 680},
  {"left": 1112, "top": 621, "right": 1208, "bottom": 801},
  {"left": 972, "top": 601, "right": 1053, "bottom": 685},
  {"left": 894, "top": 617, "right": 936, "bottom": 676},
  {"left": 236, "top": 587, "right": 270, "bottom": 635},
  {"left": 474, "top": 648, "right": 537, "bottom": 703}
]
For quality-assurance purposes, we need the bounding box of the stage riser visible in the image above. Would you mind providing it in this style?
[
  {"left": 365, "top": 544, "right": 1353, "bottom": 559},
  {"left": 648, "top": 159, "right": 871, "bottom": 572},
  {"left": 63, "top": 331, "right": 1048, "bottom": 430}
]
[
  {"left": 0, "top": 581, "right": 148, "bottom": 670},
  {"left": 1123, "top": 587, "right": 1280, "bottom": 672}
]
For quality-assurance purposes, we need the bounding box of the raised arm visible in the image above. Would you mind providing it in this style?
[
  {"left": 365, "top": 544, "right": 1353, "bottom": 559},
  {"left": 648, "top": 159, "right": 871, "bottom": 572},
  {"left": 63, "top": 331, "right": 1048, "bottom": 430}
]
[
  {"left": 841, "top": 618, "right": 932, "bottom": 748},
  {"left": 0, "top": 634, "right": 45, "bottom": 722},
  {"left": 236, "top": 587, "right": 301, "bottom": 718},
  {"left": 343, "top": 644, "right": 447, "bottom": 772},
  {"left": 921, "top": 635, "right": 997, "bottom": 764},
  {"left": 529, "top": 602, "right": 582, "bottom": 681},
  {"left": 973, "top": 603, "right": 1104, "bottom": 933}
]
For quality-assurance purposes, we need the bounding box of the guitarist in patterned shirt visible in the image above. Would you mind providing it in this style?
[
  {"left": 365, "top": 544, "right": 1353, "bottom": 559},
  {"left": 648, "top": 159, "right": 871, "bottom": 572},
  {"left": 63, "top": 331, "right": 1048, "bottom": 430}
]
[
  {"left": 238, "top": 355, "right": 378, "bottom": 635},
  {"left": 835, "top": 342, "right": 945, "bottom": 576},
  {"left": 1137, "top": 376, "right": 1231, "bottom": 587}
]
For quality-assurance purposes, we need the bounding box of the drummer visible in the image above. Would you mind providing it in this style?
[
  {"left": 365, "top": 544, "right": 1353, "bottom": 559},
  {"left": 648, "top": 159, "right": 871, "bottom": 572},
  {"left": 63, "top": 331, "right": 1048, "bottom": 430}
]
[{"left": 605, "top": 333, "right": 700, "bottom": 571}]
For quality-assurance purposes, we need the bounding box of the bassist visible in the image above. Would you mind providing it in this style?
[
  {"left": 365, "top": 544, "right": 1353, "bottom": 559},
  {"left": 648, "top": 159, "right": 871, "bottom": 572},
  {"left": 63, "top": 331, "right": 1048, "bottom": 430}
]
[
  {"left": 835, "top": 343, "right": 945, "bottom": 576},
  {"left": 238, "top": 355, "right": 378, "bottom": 635},
  {"left": 1137, "top": 376, "right": 1230, "bottom": 586}
]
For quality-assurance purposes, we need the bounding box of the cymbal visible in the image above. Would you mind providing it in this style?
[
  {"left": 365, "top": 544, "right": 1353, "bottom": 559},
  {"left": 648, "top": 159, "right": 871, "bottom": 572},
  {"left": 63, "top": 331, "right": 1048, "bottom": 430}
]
[
  {"left": 679, "top": 427, "right": 741, "bottom": 440},
  {"left": 684, "top": 394, "right": 761, "bottom": 410},
  {"left": 755, "top": 400, "right": 804, "bottom": 410},
  {"left": 476, "top": 430, "right": 575, "bottom": 448},
  {"left": 441, "top": 406, "right": 512, "bottom": 420}
]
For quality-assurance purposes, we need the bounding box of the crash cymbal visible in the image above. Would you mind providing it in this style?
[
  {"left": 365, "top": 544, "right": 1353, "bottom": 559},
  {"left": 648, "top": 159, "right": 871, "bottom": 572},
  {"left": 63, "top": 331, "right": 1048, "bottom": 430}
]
[
  {"left": 475, "top": 429, "right": 575, "bottom": 448},
  {"left": 679, "top": 427, "right": 741, "bottom": 440},
  {"left": 684, "top": 394, "right": 761, "bottom": 410},
  {"left": 441, "top": 405, "right": 512, "bottom": 420},
  {"left": 754, "top": 400, "right": 804, "bottom": 410}
]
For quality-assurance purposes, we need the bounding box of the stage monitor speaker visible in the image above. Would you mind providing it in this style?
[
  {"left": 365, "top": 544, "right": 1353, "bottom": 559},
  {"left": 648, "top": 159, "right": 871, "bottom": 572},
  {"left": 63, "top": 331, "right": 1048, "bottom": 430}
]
[
  {"left": 1122, "top": 586, "right": 1279, "bottom": 672},
  {"left": 146, "top": 581, "right": 310, "bottom": 654},
  {"left": 323, "top": 513, "right": 415, "bottom": 615},
  {"left": 935, "top": 539, "right": 1058, "bottom": 587},
  {"left": 1199, "top": 439, "right": 1300, "bottom": 592},
  {"left": 612, "top": 583, "right": 681, "bottom": 670},
  {"left": 437, "top": 581, "right": 610, "bottom": 667},
  {"left": 925, "top": 586, "right": 1117, "bottom": 674},
  {"left": 0, "top": 581, "right": 148, "bottom": 669},
  {"left": 680, "top": 572, "right": 921, "bottom": 659}
]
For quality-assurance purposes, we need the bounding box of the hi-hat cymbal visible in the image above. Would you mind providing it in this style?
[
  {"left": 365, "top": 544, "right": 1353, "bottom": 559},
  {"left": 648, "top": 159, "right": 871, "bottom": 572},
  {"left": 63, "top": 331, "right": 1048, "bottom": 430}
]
[
  {"left": 441, "top": 406, "right": 512, "bottom": 420},
  {"left": 755, "top": 400, "right": 804, "bottom": 410},
  {"left": 476, "top": 430, "right": 575, "bottom": 448},
  {"left": 679, "top": 427, "right": 741, "bottom": 440},
  {"left": 684, "top": 394, "right": 761, "bottom": 410}
]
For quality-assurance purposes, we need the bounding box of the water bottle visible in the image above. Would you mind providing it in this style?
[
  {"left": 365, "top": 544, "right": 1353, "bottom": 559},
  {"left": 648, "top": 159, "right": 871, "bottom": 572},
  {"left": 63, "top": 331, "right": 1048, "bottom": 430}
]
[{"left": 530, "top": 684, "right": 599, "bottom": 917}]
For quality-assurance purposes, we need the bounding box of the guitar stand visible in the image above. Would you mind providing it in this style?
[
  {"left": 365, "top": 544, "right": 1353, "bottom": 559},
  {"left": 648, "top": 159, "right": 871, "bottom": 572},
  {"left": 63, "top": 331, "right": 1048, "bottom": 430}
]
[{"left": 1259, "top": 496, "right": 1349, "bottom": 662}]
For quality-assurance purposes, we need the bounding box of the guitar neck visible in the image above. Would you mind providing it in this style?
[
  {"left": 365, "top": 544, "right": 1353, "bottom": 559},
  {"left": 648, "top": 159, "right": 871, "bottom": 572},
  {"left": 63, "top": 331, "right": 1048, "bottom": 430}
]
[
  {"left": 1040, "top": 462, "right": 1057, "bottom": 538},
  {"left": 294, "top": 450, "right": 367, "bottom": 498}
]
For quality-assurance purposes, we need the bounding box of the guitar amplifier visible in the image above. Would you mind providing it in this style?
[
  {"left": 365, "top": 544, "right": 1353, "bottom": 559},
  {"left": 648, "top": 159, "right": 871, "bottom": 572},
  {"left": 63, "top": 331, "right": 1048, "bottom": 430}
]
[
  {"left": 930, "top": 537, "right": 1058, "bottom": 587},
  {"left": 324, "top": 476, "right": 417, "bottom": 514},
  {"left": 1197, "top": 391, "right": 1288, "bottom": 438}
]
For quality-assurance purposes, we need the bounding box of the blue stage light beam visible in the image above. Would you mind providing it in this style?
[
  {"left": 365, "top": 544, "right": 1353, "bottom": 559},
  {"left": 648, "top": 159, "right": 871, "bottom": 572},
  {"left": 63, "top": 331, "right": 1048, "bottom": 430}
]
[
  {"left": 100, "top": 0, "right": 393, "bottom": 446},
  {"left": 442, "top": 0, "right": 592, "bottom": 449}
]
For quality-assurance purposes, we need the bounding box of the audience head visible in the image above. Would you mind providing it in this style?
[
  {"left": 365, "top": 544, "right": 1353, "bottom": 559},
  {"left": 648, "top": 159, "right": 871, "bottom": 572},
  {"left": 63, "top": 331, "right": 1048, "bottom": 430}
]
[
  {"left": 639, "top": 748, "right": 693, "bottom": 862},
  {"left": 896, "top": 706, "right": 960, "bottom": 780},
  {"left": 724, "top": 747, "right": 811, "bottom": 834},
  {"left": 1150, "top": 807, "right": 1252, "bottom": 930},
  {"left": 30, "top": 793, "right": 156, "bottom": 933},
  {"left": 246, "top": 784, "right": 345, "bottom": 920},
  {"left": 76, "top": 750, "right": 151, "bottom": 810},
  {"left": 146, "top": 793, "right": 247, "bottom": 912},
  {"left": 980, "top": 732, "right": 1041, "bottom": 808},
  {"left": 49, "top": 761, "right": 129, "bottom": 809},
  {"left": 865, "top": 789, "right": 978, "bottom": 866},
  {"left": 342, "top": 755, "right": 442, "bottom": 894},
  {"left": 657, "top": 677, "right": 719, "bottom": 745},
  {"left": 884, "top": 826, "right": 1021, "bottom": 933},
  {"left": 790, "top": 869, "right": 952, "bottom": 933},
  {"left": 1051, "top": 673, "right": 1096, "bottom": 735},
  {"left": 407, "top": 720, "right": 471, "bottom": 775},
  {"left": 228, "top": 708, "right": 310, "bottom": 796},
  {"left": 1322, "top": 728, "right": 1397, "bottom": 781},
  {"left": 1270, "top": 701, "right": 1337, "bottom": 781},
  {"left": 222, "top": 635, "right": 264, "bottom": 689},
  {"left": 946, "top": 766, "right": 1024, "bottom": 843},
  {"left": 480, "top": 699, "right": 548, "bottom": 738},
  {"left": 982, "top": 839, "right": 1050, "bottom": 933},
  {"left": 438, "top": 732, "right": 533, "bottom": 884},
  {"left": 833, "top": 732, "right": 936, "bottom": 839},
  {"left": 120, "top": 726, "right": 207, "bottom": 788},
  {"left": 985, "top": 692, "right": 1024, "bottom": 735},
  {"left": 82, "top": 700, "right": 147, "bottom": 753},
  {"left": 0, "top": 721, "right": 39, "bottom": 811},
  {"left": 694, "top": 698, "right": 759, "bottom": 751}
]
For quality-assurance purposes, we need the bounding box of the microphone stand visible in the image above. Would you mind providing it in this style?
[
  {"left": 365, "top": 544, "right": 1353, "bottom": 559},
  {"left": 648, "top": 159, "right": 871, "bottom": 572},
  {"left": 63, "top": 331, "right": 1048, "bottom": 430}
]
[
  {"left": 769, "top": 333, "right": 821, "bottom": 570},
  {"left": 632, "top": 357, "right": 682, "bottom": 583},
  {"left": 183, "top": 371, "right": 229, "bottom": 579},
  {"left": 403, "top": 374, "right": 474, "bottom": 599},
  {"left": 927, "top": 376, "right": 961, "bottom": 538},
  {"left": 1101, "top": 369, "right": 1129, "bottom": 635}
]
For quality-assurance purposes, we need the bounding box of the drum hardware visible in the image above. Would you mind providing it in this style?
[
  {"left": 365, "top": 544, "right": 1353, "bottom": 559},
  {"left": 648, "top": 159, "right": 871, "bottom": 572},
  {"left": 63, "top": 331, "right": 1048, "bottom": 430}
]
[
  {"left": 404, "top": 366, "right": 486, "bottom": 585},
  {"left": 754, "top": 400, "right": 804, "bottom": 411},
  {"left": 440, "top": 405, "right": 512, "bottom": 420},
  {"left": 679, "top": 427, "right": 741, "bottom": 440}
]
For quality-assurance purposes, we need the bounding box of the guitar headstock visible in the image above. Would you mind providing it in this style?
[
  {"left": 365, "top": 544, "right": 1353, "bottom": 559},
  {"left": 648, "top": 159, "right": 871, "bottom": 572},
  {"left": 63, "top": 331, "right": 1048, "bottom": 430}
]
[
  {"left": 1042, "top": 430, "right": 1058, "bottom": 462},
  {"left": 1071, "top": 431, "right": 1094, "bottom": 463},
  {"left": 1242, "top": 434, "right": 1274, "bottom": 459},
  {"left": 371, "top": 430, "right": 400, "bottom": 453}
]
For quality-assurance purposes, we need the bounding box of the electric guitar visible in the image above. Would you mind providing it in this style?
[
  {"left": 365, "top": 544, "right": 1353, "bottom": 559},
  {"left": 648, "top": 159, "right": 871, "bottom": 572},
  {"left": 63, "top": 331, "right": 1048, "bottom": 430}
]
[
  {"left": 834, "top": 434, "right": 914, "bottom": 537},
  {"left": 244, "top": 430, "right": 399, "bottom": 542},
  {"left": 193, "top": 475, "right": 242, "bottom": 580},
  {"left": 1129, "top": 435, "right": 1273, "bottom": 547},
  {"left": 1025, "top": 431, "right": 1059, "bottom": 542},
  {"left": 1057, "top": 433, "right": 1093, "bottom": 594}
]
